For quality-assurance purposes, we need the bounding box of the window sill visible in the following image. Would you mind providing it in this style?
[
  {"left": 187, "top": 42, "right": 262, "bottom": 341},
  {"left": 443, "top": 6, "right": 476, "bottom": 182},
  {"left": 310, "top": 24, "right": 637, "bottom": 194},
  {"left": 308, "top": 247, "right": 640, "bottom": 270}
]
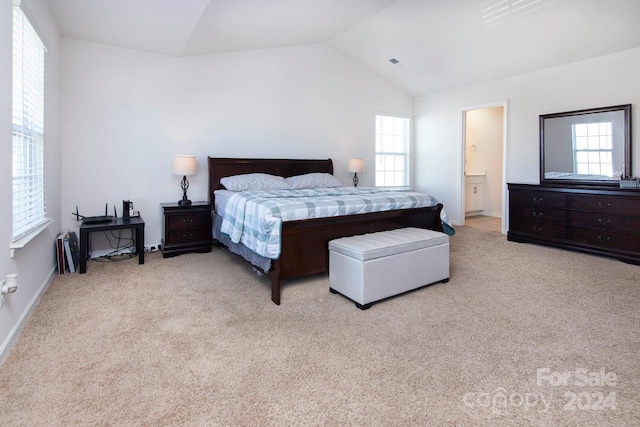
[
  {"left": 10, "top": 218, "right": 53, "bottom": 258},
  {"left": 376, "top": 186, "right": 411, "bottom": 191}
]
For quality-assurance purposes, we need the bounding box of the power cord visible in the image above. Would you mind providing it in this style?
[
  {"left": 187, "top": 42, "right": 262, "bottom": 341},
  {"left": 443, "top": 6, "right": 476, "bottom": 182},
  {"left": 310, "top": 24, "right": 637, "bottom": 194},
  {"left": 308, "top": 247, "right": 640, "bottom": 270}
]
[{"left": 90, "top": 229, "right": 137, "bottom": 262}]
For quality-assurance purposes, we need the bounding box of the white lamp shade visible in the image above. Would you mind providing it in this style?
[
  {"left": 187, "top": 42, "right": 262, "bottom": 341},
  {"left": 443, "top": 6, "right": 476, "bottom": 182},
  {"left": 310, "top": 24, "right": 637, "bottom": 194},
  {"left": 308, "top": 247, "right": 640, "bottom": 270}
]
[
  {"left": 173, "top": 155, "right": 197, "bottom": 176},
  {"left": 347, "top": 158, "right": 364, "bottom": 173}
]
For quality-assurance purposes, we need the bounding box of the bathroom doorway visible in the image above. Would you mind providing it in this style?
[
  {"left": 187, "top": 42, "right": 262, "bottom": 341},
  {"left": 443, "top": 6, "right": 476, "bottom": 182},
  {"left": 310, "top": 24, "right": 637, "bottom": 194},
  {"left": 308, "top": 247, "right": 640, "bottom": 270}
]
[{"left": 460, "top": 102, "right": 507, "bottom": 233}]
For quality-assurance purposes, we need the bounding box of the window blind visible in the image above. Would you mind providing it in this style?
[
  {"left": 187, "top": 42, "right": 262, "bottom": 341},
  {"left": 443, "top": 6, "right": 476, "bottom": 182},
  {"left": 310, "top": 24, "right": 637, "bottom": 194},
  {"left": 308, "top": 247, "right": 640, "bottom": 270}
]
[
  {"left": 12, "top": 6, "right": 47, "bottom": 242},
  {"left": 375, "top": 115, "right": 410, "bottom": 187}
]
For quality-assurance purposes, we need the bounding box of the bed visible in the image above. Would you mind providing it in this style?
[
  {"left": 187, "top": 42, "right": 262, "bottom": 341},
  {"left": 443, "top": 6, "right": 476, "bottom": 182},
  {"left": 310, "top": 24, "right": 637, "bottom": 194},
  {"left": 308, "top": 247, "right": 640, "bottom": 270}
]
[{"left": 208, "top": 157, "right": 447, "bottom": 305}]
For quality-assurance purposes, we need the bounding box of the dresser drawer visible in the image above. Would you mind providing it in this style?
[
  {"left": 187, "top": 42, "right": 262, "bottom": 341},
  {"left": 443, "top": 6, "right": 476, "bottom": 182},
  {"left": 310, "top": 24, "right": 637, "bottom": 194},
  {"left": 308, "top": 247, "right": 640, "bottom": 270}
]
[
  {"left": 569, "top": 227, "right": 640, "bottom": 252},
  {"left": 167, "top": 226, "right": 210, "bottom": 244},
  {"left": 509, "top": 220, "right": 567, "bottom": 239},
  {"left": 570, "top": 194, "right": 640, "bottom": 216},
  {"left": 570, "top": 211, "right": 640, "bottom": 234},
  {"left": 510, "top": 206, "right": 567, "bottom": 224},
  {"left": 168, "top": 212, "right": 209, "bottom": 229},
  {"left": 510, "top": 190, "right": 567, "bottom": 208}
]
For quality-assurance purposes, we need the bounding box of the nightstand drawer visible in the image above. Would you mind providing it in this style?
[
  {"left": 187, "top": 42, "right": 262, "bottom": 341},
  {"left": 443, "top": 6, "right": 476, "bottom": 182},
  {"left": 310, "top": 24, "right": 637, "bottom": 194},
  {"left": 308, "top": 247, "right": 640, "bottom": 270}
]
[
  {"left": 168, "top": 212, "right": 208, "bottom": 229},
  {"left": 167, "top": 227, "right": 210, "bottom": 244}
]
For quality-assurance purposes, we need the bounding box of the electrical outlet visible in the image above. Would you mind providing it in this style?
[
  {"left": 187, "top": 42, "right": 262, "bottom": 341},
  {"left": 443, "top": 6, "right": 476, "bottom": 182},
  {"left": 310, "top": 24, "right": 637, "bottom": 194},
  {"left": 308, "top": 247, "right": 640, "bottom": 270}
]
[{"left": 1, "top": 275, "right": 17, "bottom": 308}]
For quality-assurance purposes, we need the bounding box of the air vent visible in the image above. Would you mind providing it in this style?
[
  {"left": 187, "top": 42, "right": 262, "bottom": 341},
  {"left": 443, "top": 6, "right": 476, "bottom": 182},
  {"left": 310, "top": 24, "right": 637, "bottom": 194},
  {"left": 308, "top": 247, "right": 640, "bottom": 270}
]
[
  {"left": 481, "top": 0, "right": 559, "bottom": 30},
  {"left": 388, "top": 58, "right": 407, "bottom": 69}
]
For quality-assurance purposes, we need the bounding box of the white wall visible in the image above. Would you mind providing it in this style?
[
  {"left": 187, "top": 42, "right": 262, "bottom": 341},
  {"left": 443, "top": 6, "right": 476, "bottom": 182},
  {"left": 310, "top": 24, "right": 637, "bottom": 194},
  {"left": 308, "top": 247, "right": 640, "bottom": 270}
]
[
  {"left": 414, "top": 47, "right": 640, "bottom": 226},
  {"left": 60, "top": 40, "right": 413, "bottom": 250},
  {"left": 0, "top": 0, "right": 62, "bottom": 362},
  {"left": 465, "top": 107, "right": 503, "bottom": 216}
]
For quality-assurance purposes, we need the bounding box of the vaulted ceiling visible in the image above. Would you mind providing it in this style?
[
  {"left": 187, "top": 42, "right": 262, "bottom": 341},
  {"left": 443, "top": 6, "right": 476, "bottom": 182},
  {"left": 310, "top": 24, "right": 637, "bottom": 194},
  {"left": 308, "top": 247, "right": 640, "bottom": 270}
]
[{"left": 44, "top": 0, "right": 640, "bottom": 96}]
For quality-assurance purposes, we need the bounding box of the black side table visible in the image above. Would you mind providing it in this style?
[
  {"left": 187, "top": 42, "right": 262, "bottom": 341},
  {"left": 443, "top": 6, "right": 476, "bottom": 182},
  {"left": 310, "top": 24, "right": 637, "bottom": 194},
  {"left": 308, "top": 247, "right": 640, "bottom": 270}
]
[{"left": 79, "top": 216, "right": 145, "bottom": 273}]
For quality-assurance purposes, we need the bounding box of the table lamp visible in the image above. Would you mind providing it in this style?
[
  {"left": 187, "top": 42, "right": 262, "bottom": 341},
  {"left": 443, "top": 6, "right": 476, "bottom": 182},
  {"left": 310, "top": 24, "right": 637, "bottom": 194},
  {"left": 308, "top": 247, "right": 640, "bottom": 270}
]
[
  {"left": 348, "top": 158, "right": 364, "bottom": 187},
  {"left": 173, "top": 155, "right": 197, "bottom": 206}
]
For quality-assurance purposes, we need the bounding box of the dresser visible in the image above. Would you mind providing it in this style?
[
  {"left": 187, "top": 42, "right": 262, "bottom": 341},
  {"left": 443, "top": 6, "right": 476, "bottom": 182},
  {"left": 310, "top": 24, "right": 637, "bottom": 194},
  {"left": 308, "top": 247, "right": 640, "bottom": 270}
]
[
  {"left": 160, "top": 202, "right": 212, "bottom": 257},
  {"left": 508, "top": 184, "right": 640, "bottom": 264}
]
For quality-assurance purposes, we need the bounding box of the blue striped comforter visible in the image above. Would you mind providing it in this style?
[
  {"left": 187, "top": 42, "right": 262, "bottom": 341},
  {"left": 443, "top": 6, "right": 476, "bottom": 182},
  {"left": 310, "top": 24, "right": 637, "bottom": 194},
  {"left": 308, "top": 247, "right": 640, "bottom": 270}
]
[{"left": 220, "top": 187, "right": 449, "bottom": 259}]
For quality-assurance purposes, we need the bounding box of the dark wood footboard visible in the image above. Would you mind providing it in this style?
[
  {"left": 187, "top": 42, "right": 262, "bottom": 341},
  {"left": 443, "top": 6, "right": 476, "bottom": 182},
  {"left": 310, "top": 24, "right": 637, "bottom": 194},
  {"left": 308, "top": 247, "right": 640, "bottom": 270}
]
[{"left": 269, "top": 205, "right": 443, "bottom": 304}]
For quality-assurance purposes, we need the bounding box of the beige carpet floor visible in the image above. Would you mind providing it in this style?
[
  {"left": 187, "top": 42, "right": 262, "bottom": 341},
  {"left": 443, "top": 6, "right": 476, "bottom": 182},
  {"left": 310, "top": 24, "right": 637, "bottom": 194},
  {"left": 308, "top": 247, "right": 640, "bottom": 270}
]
[{"left": 0, "top": 226, "right": 639, "bottom": 426}]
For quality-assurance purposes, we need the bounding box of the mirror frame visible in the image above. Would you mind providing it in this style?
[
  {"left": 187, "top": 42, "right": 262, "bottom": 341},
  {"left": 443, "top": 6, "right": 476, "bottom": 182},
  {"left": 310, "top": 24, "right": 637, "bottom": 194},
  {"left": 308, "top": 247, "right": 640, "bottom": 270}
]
[{"left": 540, "top": 104, "right": 632, "bottom": 187}]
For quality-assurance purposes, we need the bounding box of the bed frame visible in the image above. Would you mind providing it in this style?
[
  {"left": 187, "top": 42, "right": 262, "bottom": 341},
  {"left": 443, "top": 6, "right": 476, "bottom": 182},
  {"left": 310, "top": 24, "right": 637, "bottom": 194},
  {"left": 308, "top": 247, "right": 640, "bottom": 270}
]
[{"left": 208, "top": 157, "right": 444, "bottom": 305}]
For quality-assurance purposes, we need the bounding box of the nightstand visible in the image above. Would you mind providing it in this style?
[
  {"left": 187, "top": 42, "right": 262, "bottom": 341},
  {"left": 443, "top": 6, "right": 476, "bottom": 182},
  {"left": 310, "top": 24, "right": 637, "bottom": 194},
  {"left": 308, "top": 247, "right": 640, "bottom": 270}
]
[{"left": 160, "top": 202, "right": 212, "bottom": 257}]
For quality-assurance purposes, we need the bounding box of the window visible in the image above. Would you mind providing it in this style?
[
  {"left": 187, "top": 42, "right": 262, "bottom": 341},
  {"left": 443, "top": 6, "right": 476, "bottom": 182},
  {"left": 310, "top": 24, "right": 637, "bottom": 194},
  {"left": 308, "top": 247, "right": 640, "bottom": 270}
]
[
  {"left": 375, "top": 114, "right": 410, "bottom": 187},
  {"left": 12, "top": 5, "right": 47, "bottom": 241},
  {"left": 572, "top": 122, "right": 613, "bottom": 177}
]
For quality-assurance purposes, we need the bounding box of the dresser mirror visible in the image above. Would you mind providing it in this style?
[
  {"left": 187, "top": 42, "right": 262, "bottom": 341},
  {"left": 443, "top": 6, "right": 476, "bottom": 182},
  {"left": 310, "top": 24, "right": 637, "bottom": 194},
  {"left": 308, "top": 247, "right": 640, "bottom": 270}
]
[{"left": 540, "top": 104, "right": 631, "bottom": 186}]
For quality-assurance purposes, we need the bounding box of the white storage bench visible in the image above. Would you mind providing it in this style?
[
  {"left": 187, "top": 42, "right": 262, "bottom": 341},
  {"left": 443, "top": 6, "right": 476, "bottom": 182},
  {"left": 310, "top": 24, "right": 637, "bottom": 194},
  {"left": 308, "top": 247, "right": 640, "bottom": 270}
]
[{"left": 329, "top": 227, "right": 450, "bottom": 309}]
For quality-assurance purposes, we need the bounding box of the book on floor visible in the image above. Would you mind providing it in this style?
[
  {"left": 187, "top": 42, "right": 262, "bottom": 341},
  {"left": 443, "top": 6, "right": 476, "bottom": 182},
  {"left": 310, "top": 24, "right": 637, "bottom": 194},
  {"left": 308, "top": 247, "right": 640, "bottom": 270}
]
[
  {"left": 56, "top": 232, "right": 66, "bottom": 275},
  {"left": 63, "top": 231, "right": 79, "bottom": 273}
]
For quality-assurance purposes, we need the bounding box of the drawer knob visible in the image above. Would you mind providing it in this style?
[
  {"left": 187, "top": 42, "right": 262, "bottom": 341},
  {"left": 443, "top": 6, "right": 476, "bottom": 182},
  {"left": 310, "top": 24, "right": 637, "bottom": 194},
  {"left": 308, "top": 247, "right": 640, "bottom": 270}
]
[
  {"left": 598, "top": 235, "right": 611, "bottom": 242},
  {"left": 597, "top": 218, "right": 610, "bottom": 226},
  {"left": 533, "top": 211, "right": 543, "bottom": 217},
  {"left": 597, "top": 202, "right": 611, "bottom": 208},
  {"left": 182, "top": 232, "right": 194, "bottom": 240},
  {"left": 532, "top": 197, "right": 543, "bottom": 203},
  {"left": 182, "top": 218, "right": 195, "bottom": 224},
  {"left": 532, "top": 225, "right": 543, "bottom": 233}
]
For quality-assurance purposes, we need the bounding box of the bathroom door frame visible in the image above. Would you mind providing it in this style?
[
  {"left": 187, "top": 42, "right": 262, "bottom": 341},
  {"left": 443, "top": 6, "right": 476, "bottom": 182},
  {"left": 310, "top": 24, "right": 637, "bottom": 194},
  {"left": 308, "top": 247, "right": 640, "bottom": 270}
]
[{"left": 459, "top": 100, "right": 508, "bottom": 233}]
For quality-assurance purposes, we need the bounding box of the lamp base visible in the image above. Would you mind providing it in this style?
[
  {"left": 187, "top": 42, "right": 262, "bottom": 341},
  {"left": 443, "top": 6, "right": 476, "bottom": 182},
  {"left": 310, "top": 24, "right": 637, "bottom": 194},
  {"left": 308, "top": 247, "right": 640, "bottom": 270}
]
[
  {"left": 352, "top": 173, "right": 359, "bottom": 187},
  {"left": 179, "top": 176, "right": 191, "bottom": 206}
]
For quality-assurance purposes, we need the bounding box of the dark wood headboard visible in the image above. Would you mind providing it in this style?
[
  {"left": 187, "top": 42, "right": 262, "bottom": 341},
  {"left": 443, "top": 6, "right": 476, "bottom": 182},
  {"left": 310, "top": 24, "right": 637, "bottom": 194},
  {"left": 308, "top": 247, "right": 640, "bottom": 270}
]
[{"left": 208, "top": 157, "right": 334, "bottom": 204}]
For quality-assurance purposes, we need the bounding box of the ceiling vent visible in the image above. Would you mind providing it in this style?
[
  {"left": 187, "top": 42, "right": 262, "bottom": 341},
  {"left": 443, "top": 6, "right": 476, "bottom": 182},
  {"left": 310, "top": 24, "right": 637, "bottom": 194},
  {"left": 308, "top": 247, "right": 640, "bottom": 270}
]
[
  {"left": 481, "top": 0, "right": 559, "bottom": 30},
  {"left": 388, "top": 58, "right": 407, "bottom": 69}
]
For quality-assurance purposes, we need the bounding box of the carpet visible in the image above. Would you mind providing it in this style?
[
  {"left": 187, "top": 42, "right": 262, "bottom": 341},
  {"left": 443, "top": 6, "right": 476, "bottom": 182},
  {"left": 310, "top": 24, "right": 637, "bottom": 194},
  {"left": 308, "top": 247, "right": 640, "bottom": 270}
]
[{"left": 0, "top": 226, "right": 639, "bottom": 426}]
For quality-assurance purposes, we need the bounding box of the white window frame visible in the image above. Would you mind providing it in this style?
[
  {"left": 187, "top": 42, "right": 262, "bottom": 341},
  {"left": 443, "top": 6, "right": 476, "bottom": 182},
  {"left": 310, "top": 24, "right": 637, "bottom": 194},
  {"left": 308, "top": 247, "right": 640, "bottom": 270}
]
[
  {"left": 375, "top": 114, "right": 410, "bottom": 188},
  {"left": 11, "top": 4, "right": 50, "bottom": 252}
]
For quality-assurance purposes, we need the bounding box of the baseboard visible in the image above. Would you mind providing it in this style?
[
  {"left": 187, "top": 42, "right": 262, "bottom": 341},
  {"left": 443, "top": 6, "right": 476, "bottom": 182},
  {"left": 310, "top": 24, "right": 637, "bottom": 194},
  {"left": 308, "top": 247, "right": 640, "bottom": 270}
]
[
  {"left": 466, "top": 211, "right": 501, "bottom": 218},
  {"left": 0, "top": 266, "right": 56, "bottom": 365}
]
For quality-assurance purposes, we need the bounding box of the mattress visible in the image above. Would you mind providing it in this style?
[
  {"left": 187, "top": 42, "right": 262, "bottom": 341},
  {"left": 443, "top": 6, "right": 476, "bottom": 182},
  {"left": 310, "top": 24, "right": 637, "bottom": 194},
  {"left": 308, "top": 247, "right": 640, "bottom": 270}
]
[
  {"left": 215, "top": 187, "right": 451, "bottom": 259},
  {"left": 214, "top": 189, "right": 235, "bottom": 217},
  {"left": 212, "top": 212, "right": 272, "bottom": 272}
]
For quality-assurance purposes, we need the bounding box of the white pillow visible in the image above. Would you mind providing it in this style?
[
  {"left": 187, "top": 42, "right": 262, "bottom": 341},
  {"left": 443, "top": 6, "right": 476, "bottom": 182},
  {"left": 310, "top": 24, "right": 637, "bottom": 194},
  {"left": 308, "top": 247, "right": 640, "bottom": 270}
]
[
  {"left": 285, "top": 173, "right": 343, "bottom": 189},
  {"left": 220, "top": 173, "right": 291, "bottom": 191}
]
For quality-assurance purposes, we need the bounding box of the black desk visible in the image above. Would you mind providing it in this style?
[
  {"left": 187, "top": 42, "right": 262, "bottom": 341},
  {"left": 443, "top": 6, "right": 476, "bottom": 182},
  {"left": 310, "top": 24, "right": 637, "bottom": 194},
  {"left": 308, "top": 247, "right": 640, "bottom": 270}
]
[{"left": 79, "top": 216, "right": 145, "bottom": 273}]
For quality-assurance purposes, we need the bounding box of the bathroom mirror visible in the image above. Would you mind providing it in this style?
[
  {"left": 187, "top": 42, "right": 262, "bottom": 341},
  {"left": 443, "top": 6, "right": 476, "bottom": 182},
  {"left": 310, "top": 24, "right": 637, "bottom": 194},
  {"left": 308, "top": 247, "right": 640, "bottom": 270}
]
[{"left": 540, "top": 104, "right": 631, "bottom": 186}]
